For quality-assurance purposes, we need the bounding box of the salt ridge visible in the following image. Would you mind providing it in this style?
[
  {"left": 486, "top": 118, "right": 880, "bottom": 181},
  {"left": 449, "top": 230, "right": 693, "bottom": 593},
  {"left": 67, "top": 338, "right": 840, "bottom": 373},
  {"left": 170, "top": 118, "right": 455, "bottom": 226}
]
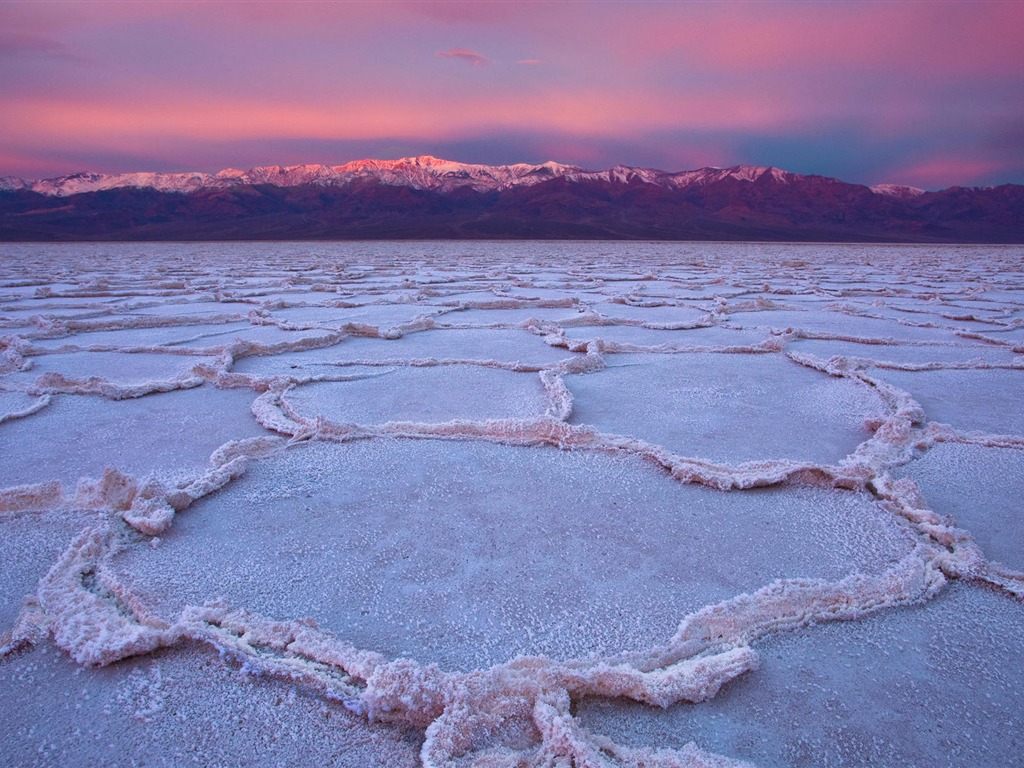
[{"left": 1, "top": 242, "right": 1022, "bottom": 766}]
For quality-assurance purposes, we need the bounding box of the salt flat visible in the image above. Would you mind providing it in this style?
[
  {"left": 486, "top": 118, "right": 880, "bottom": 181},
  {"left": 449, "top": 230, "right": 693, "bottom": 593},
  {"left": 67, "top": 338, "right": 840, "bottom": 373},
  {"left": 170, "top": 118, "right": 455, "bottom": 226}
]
[{"left": 1, "top": 241, "right": 1021, "bottom": 768}]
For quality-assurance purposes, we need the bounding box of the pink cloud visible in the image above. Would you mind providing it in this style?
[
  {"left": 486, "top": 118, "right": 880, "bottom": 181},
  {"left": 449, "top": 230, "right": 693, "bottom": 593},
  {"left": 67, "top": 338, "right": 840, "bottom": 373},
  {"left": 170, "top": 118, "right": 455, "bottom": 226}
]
[
  {"left": 884, "top": 156, "right": 1009, "bottom": 189},
  {"left": 619, "top": 3, "right": 1024, "bottom": 78},
  {"left": 1, "top": 0, "right": 1020, "bottom": 186},
  {"left": 401, "top": 1, "right": 524, "bottom": 25},
  {"left": 0, "top": 149, "right": 69, "bottom": 177},
  {"left": 0, "top": 31, "right": 66, "bottom": 57},
  {"left": 437, "top": 48, "right": 489, "bottom": 67}
]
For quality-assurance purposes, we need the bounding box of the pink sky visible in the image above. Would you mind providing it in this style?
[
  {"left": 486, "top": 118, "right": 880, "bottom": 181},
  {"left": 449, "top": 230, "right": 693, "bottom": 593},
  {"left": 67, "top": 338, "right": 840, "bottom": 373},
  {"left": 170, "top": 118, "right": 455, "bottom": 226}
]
[{"left": 1, "top": 0, "right": 1021, "bottom": 189}]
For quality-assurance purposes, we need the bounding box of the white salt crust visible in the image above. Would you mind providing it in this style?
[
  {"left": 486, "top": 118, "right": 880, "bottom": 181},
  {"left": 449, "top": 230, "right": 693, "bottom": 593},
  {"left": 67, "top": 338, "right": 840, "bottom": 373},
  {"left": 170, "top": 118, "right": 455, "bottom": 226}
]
[{"left": 1, "top": 241, "right": 1022, "bottom": 767}]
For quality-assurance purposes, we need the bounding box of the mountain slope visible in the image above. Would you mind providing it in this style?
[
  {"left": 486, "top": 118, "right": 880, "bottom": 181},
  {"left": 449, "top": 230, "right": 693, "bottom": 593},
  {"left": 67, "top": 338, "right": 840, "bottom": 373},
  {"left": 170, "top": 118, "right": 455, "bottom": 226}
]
[{"left": 1, "top": 157, "right": 1021, "bottom": 242}]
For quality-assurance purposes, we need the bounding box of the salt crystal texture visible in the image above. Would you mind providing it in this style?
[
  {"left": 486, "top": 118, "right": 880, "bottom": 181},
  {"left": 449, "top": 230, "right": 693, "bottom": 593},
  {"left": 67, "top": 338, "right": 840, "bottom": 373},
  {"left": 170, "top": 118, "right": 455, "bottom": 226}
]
[{"left": 1, "top": 241, "right": 1021, "bottom": 767}]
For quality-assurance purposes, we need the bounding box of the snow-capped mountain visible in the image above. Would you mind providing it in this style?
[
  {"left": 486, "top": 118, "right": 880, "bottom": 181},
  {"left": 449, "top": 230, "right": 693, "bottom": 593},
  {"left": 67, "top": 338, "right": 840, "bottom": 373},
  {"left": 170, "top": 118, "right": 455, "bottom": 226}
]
[
  {"left": 2, "top": 156, "right": 1021, "bottom": 243},
  {"left": 869, "top": 184, "right": 926, "bottom": 199},
  {"left": 8, "top": 156, "right": 591, "bottom": 197},
  {"left": 0, "top": 176, "right": 30, "bottom": 192},
  {"left": 5, "top": 156, "right": 830, "bottom": 198},
  {"left": 0, "top": 157, "right": 997, "bottom": 202}
]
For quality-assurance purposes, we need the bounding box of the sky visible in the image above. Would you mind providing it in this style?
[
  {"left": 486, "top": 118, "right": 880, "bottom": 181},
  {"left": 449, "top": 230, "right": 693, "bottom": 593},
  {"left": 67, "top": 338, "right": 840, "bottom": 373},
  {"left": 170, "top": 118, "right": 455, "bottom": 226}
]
[{"left": 1, "top": 0, "right": 1022, "bottom": 189}]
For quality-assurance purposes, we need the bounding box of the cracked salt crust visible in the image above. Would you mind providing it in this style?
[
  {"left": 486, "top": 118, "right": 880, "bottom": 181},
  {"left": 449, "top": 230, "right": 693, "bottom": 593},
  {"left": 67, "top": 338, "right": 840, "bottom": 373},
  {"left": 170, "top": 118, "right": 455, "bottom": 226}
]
[{"left": 0, "top": 241, "right": 1022, "bottom": 767}]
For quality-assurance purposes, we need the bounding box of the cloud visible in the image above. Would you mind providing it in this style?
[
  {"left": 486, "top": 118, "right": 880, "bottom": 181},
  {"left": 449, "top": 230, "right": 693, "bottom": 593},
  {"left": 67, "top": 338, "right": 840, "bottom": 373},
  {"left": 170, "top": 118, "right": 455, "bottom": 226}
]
[
  {"left": 883, "top": 155, "right": 1010, "bottom": 189},
  {"left": 0, "top": 31, "right": 82, "bottom": 61},
  {"left": 404, "top": 1, "right": 523, "bottom": 24},
  {"left": 618, "top": 2, "right": 1024, "bottom": 79},
  {"left": 3, "top": 1, "right": 1022, "bottom": 187},
  {"left": 437, "top": 48, "right": 489, "bottom": 67}
]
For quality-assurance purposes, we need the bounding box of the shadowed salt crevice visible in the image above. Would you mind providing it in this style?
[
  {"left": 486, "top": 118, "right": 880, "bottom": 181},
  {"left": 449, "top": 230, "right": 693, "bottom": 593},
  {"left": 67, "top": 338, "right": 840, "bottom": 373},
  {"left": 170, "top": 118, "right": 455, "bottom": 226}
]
[
  {"left": 590, "top": 300, "right": 711, "bottom": 324},
  {"left": 120, "top": 297, "right": 255, "bottom": 317},
  {"left": 3, "top": 242, "right": 1024, "bottom": 768},
  {"left": 956, "top": 326, "right": 1024, "bottom": 350},
  {"left": 755, "top": 318, "right": 982, "bottom": 349},
  {"left": 867, "top": 474, "right": 997, "bottom": 589},
  {"left": 26, "top": 319, "right": 252, "bottom": 349}
]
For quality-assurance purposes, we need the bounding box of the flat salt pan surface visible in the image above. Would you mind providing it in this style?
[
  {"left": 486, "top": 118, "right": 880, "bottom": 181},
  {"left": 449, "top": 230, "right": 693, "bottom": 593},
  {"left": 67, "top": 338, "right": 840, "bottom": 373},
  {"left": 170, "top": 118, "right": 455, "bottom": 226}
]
[
  {"left": 434, "top": 306, "right": 582, "bottom": 326},
  {"left": 728, "top": 309, "right": 966, "bottom": 344},
  {"left": 567, "top": 353, "right": 883, "bottom": 464},
  {"left": 350, "top": 327, "right": 576, "bottom": 366},
  {"left": 112, "top": 439, "right": 916, "bottom": 672},
  {"left": 0, "top": 391, "right": 46, "bottom": 420},
  {"left": 896, "top": 444, "right": 1024, "bottom": 570},
  {"left": 2, "top": 241, "right": 1022, "bottom": 768},
  {"left": 27, "top": 320, "right": 255, "bottom": 349},
  {"left": 1, "top": 304, "right": 125, "bottom": 320},
  {"left": 21, "top": 350, "right": 215, "bottom": 384},
  {"left": 0, "top": 387, "right": 266, "bottom": 488},
  {"left": 590, "top": 301, "right": 708, "bottom": 324},
  {"left": 577, "top": 584, "right": 1024, "bottom": 768},
  {"left": 120, "top": 299, "right": 253, "bottom": 317},
  {"left": 562, "top": 324, "right": 753, "bottom": 349},
  {"left": 267, "top": 303, "right": 442, "bottom": 329},
  {"left": 657, "top": 323, "right": 771, "bottom": 347},
  {"left": 282, "top": 366, "right": 549, "bottom": 423},
  {"left": 229, "top": 347, "right": 370, "bottom": 378},
  {"left": 31, "top": 321, "right": 337, "bottom": 352},
  {"left": 0, "top": 642, "right": 421, "bottom": 768},
  {"left": 234, "top": 328, "right": 576, "bottom": 370},
  {"left": 872, "top": 368, "right": 1024, "bottom": 437}
]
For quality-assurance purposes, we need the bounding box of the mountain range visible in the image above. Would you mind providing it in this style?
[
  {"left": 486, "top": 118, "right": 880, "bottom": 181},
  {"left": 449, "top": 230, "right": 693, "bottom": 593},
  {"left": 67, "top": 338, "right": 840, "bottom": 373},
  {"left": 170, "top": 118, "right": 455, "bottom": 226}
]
[{"left": 2, "top": 155, "right": 1021, "bottom": 242}]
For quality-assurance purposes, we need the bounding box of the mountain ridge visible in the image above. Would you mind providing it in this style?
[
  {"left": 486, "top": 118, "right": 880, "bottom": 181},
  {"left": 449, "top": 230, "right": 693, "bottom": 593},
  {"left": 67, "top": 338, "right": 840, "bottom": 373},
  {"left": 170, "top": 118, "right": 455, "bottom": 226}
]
[
  {"left": 1, "top": 156, "right": 1020, "bottom": 243},
  {"left": 0, "top": 155, "right": 934, "bottom": 197}
]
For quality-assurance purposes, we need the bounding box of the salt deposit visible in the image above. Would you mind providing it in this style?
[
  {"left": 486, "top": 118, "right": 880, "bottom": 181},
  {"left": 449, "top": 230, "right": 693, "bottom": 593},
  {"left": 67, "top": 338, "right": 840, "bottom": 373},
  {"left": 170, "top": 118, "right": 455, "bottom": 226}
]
[{"left": 1, "top": 241, "right": 1021, "bottom": 767}]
